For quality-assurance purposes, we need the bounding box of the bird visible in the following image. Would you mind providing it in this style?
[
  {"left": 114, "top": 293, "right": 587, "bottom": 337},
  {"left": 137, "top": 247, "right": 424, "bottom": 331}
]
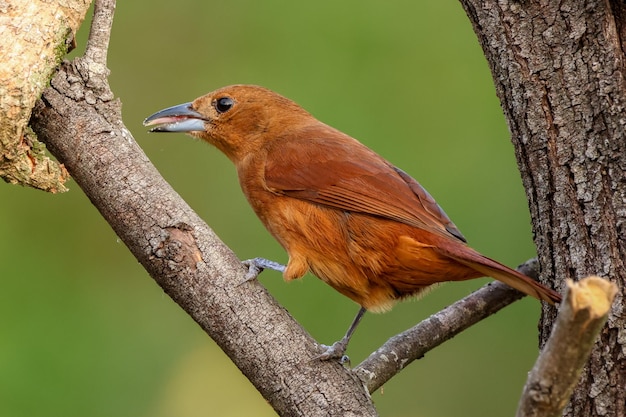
[{"left": 144, "top": 84, "right": 561, "bottom": 359}]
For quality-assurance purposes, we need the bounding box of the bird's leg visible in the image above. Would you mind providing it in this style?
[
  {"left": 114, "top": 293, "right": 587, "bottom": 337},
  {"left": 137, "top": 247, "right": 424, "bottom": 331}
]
[
  {"left": 242, "top": 257, "right": 286, "bottom": 281},
  {"left": 317, "top": 306, "right": 367, "bottom": 362}
]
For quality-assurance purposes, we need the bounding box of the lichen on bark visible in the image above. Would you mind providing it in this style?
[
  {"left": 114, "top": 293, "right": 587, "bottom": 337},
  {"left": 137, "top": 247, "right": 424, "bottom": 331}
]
[{"left": 0, "top": 0, "right": 91, "bottom": 193}]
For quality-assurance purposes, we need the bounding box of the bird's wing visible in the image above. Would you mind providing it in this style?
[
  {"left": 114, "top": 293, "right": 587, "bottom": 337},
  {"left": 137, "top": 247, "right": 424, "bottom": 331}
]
[{"left": 263, "top": 131, "right": 467, "bottom": 242}]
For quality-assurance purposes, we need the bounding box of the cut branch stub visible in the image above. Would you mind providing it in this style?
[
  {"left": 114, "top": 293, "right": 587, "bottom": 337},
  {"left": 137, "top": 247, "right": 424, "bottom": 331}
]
[{"left": 516, "top": 276, "right": 617, "bottom": 417}]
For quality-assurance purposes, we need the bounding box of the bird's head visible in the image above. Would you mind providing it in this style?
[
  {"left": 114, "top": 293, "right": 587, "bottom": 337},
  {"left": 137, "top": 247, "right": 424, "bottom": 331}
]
[{"left": 144, "top": 84, "right": 313, "bottom": 163}]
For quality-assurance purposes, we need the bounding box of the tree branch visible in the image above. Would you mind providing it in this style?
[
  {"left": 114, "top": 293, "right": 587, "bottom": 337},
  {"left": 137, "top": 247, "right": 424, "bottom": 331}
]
[
  {"left": 84, "top": 0, "right": 115, "bottom": 69},
  {"left": 29, "top": 1, "right": 377, "bottom": 416},
  {"left": 355, "top": 259, "right": 537, "bottom": 393},
  {"left": 516, "top": 276, "right": 617, "bottom": 417}
]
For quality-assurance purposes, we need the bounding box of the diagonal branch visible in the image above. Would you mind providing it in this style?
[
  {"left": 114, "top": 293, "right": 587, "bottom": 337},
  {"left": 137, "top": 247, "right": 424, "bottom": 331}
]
[
  {"left": 29, "top": 2, "right": 377, "bottom": 416},
  {"left": 355, "top": 258, "right": 538, "bottom": 393}
]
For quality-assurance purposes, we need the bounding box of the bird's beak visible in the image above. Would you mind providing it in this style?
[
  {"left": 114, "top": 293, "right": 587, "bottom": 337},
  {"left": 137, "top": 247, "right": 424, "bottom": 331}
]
[{"left": 143, "top": 102, "right": 208, "bottom": 132}]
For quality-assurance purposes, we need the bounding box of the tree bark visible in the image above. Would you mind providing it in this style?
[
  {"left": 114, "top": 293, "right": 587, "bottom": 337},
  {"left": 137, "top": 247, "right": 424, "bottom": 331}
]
[
  {"left": 459, "top": 1, "right": 626, "bottom": 416},
  {"left": 0, "top": 0, "right": 90, "bottom": 192}
]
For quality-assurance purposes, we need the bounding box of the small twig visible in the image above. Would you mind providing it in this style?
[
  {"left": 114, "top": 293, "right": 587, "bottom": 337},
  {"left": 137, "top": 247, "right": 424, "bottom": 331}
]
[
  {"left": 355, "top": 258, "right": 542, "bottom": 393},
  {"left": 516, "top": 276, "right": 617, "bottom": 417},
  {"left": 84, "top": 0, "right": 116, "bottom": 70},
  {"left": 67, "top": 0, "right": 115, "bottom": 110}
]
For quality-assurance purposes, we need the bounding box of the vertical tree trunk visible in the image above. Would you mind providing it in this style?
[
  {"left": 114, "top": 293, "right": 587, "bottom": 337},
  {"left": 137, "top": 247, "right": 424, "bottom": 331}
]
[{"left": 460, "top": 1, "right": 626, "bottom": 416}]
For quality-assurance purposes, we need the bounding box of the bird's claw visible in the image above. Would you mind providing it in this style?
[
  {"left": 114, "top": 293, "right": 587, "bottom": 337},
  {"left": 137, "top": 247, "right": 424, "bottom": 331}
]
[
  {"left": 315, "top": 339, "right": 350, "bottom": 362},
  {"left": 241, "top": 257, "right": 286, "bottom": 283},
  {"left": 242, "top": 259, "right": 263, "bottom": 282}
]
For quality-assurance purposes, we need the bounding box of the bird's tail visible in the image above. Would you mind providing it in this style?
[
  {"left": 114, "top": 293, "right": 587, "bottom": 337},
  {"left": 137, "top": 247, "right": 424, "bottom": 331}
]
[{"left": 445, "top": 248, "right": 562, "bottom": 305}]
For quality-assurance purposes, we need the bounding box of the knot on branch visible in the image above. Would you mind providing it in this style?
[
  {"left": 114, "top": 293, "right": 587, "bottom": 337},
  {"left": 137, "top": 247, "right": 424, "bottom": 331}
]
[{"left": 151, "top": 223, "right": 204, "bottom": 276}]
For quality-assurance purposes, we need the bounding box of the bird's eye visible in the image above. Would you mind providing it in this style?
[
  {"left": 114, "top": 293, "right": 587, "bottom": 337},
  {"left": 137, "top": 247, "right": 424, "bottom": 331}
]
[{"left": 215, "top": 97, "right": 234, "bottom": 113}]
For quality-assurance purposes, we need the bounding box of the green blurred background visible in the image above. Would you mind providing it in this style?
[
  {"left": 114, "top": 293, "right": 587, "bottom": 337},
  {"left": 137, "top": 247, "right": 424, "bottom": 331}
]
[{"left": 0, "top": 1, "right": 545, "bottom": 416}]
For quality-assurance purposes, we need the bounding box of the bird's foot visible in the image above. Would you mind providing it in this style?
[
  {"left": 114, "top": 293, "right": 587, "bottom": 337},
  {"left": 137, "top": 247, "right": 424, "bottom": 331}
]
[
  {"left": 316, "top": 338, "right": 350, "bottom": 363},
  {"left": 241, "top": 257, "right": 286, "bottom": 282}
]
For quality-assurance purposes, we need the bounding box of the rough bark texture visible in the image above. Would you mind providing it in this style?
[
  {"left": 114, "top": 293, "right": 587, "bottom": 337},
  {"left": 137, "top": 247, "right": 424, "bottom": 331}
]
[
  {"left": 0, "top": 0, "right": 90, "bottom": 192},
  {"left": 459, "top": 1, "right": 626, "bottom": 416}
]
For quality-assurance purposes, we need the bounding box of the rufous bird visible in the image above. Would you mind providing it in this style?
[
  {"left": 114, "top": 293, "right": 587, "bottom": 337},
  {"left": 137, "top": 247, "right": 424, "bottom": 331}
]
[{"left": 144, "top": 85, "right": 561, "bottom": 359}]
